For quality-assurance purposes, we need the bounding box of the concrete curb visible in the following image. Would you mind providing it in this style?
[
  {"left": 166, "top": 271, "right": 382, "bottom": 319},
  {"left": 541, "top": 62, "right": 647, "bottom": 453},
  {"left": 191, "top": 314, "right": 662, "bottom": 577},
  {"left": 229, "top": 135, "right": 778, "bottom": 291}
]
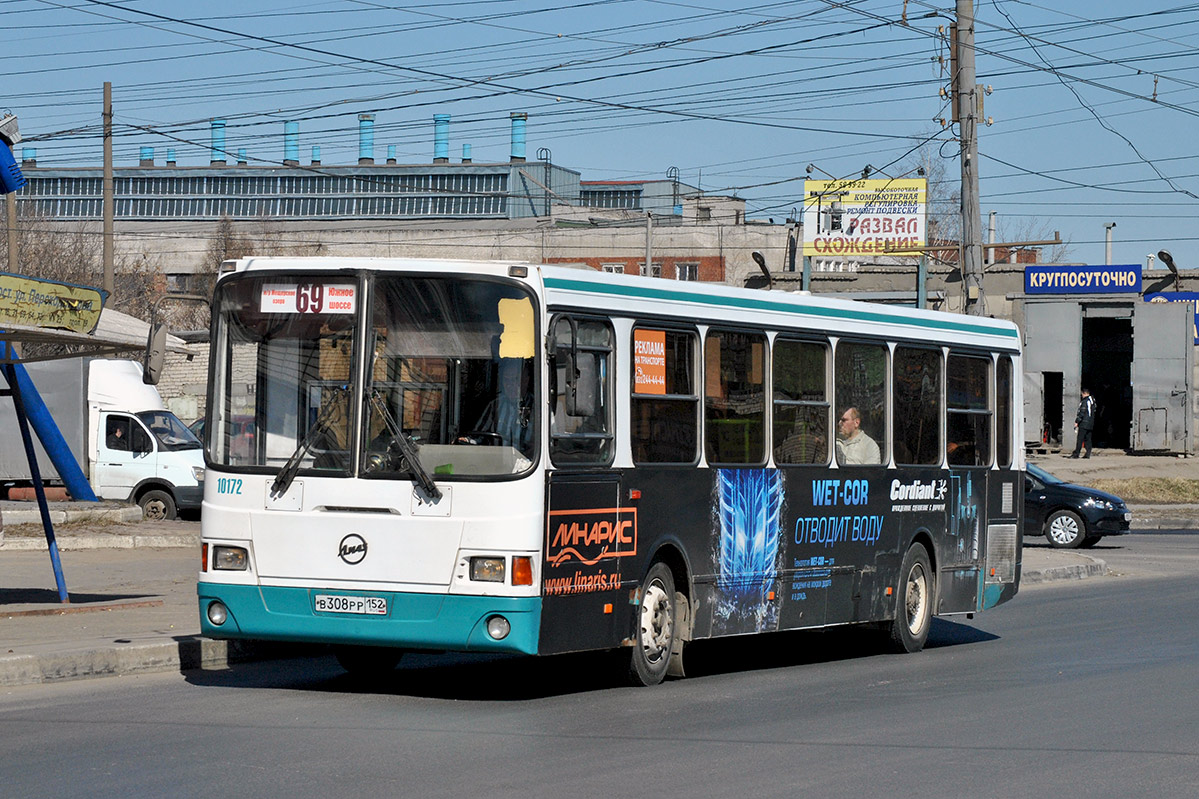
[
  {"left": 1021, "top": 553, "right": 1107, "bottom": 584},
  {"left": 0, "top": 638, "right": 308, "bottom": 688},
  {"left": 0, "top": 533, "right": 199, "bottom": 551}
]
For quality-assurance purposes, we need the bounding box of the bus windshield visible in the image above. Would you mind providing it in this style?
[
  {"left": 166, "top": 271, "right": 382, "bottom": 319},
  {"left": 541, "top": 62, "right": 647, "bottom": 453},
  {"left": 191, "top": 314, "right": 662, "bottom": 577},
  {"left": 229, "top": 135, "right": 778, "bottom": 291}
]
[
  {"left": 210, "top": 272, "right": 537, "bottom": 479},
  {"left": 363, "top": 275, "right": 537, "bottom": 477}
]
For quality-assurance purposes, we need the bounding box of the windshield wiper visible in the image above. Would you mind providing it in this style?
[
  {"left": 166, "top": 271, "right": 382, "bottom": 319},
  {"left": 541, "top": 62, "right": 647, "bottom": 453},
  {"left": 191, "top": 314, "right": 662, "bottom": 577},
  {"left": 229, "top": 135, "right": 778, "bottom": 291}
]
[
  {"left": 270, "top": 387, "right": 347, "bottom": 499},
  {"left": 368, "top": 389, "right": 442, "bottom": 501}
]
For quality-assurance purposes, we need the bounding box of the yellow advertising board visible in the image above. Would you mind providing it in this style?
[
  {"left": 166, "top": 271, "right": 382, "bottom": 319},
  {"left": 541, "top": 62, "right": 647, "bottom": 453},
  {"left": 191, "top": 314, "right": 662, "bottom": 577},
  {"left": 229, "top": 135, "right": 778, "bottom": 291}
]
[
  {"left": 0, "top": 272, "right": 107, "bottom": 334},
  {"left": 802, "top": 178, "right": 927, "bottom": 258}
]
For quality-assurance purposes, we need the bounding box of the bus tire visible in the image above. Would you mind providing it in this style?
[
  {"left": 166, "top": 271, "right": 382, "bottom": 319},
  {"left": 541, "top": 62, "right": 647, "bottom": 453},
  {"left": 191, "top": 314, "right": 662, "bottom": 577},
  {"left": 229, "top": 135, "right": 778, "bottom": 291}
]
[
  {"left": 1045, "top": 510, "right": 1085, "bottom": 549},
  {"left": 887, "top": 543, "right": 933, "bottom": 654},
  {"left": 139, "top": 489, "right": 176, "bottom": 521},
  {"left": 334, "top": 645, "right": 403, "bottom": 681},
  {"left": 628, "top": 562, "right": 676, "bottom": 687}
]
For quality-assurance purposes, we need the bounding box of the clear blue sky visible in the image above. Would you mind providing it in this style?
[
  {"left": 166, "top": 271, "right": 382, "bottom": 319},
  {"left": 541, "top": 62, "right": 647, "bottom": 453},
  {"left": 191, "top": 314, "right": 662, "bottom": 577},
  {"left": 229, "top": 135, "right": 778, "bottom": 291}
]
[{"left": 4, "top": 1, "right": 1197, "bottom": 269}]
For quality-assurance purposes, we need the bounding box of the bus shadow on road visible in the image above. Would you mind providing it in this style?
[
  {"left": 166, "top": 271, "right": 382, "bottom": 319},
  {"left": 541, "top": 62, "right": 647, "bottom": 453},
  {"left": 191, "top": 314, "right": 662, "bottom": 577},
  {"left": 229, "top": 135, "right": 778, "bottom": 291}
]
[{"left": 186, "top": 618, "right": 999, "bottom": 700}]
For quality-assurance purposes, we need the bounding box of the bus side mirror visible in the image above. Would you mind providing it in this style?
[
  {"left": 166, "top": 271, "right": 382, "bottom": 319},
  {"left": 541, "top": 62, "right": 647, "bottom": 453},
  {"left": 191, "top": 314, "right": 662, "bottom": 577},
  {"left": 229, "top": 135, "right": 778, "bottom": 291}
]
[
  {"left": 566, "top": 351, "right": 597, "bottom": 417},
  {"left": 144, "top": 319, "right": 167, "bottom": 385}
]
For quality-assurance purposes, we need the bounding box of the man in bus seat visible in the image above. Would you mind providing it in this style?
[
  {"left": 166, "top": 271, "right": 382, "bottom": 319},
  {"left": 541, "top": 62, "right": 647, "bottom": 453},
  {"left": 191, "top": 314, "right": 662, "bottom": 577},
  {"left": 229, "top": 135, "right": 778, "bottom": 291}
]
[{"left": 836, "top": 406, "right": 880, "bottom": 465}]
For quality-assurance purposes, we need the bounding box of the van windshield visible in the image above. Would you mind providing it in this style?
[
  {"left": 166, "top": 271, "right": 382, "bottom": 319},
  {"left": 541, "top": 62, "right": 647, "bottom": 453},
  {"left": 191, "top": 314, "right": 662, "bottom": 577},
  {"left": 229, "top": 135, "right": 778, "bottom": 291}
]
[{"left": 137, "top": 411, "right": 202, "bottom": 452}]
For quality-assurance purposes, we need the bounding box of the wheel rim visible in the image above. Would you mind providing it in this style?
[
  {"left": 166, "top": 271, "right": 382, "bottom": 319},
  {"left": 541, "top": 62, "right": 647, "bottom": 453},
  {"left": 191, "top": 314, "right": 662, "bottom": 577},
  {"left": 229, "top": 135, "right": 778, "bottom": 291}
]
[
  {"left": 904, "top": 562, "right": 928, "bottom": 636},
  {"left": 1048, "top": 514, "right": 1079, "bottom": 545},
  {"left": 143, "top": 499, "right": 167, "bottom": 520},
  {"left": 639, "top": 579, "right": 673, "bottom": 665}
]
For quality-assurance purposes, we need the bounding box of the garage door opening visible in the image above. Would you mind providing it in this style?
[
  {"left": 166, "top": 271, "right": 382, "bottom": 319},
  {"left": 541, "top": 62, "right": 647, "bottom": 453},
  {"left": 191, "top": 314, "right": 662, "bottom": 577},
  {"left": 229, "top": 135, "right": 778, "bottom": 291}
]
[{"left": 1081, "top": 317, "right": 1132, "bottom": 449}]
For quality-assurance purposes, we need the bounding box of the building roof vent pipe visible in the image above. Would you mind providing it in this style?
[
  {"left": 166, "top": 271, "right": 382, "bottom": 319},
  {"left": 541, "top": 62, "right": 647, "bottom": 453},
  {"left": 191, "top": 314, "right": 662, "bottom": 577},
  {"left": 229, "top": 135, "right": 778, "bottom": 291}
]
[
  {"left": 284, "top": 121, "right": 299, "bottom": 166},
  {"left": 139, "top": 147, "right": 154, "bottom": 166},
  {"left": 433, "top": 114, "right": 450, "bottom": 163},
  {"left": 210, "top": 119, "right": 227, "bottom": 165},
  {"left": 166, "top": 148, "right": 177, "bottom": 166},
  {"left": 358, "top": 114, "right": 375, "bottom": 165},
  {"left": 462, "top": 143, "right": 472, "bottom": 164},
  {"left": 311, "top": 145, "right": 321, "bottom": 166},
  {"left": 387, "top": 144, "right": 397, "bottom": 165},
  {"left": 510, "top": 112, "right": 527, "bottom": 163},
  {"left": 237, "top": 148, "right": 248, "bottom": 166},
  {"left": 21, "top": 147, "right": 35, "bottom": 167}
]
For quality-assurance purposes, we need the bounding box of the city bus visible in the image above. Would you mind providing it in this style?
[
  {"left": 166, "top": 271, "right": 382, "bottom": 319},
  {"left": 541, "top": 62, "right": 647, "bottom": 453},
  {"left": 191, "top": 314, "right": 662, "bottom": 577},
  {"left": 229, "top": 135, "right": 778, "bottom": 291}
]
[{"left": 195, "top": 257, "right": 1023, "bottom": 686}]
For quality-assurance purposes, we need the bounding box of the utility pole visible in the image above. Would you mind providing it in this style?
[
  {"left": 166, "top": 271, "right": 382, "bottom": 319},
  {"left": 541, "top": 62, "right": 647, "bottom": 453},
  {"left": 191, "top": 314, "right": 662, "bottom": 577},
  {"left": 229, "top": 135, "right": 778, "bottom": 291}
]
[
  {"left": 102, "top": 81, "right": 114, "bottom": 297},
  {"left": 957, "top": 1, "right": 984, "bottom": 315}
]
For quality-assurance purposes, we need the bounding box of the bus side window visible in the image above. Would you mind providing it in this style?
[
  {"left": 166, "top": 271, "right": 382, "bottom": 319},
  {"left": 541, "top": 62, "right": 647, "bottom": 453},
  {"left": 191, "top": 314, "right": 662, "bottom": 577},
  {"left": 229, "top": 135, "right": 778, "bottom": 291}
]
[
  {"left": 834, "top": 341, "right": 888, "bottom": 466},
  {"left": 705, "top": 329, "right": 767, "bottom": 465},
  {"left": 773, "top": 339, "right": 830, "bottom": 466},
  {"left": 549, "top": 316, "right": 614, "bottom": 466},
  {"left": 893, "top": 346, "right": 942, "bottom": 465},
  {"left": 631, "top": 327, "right": 698, "bottom": 464},
  {"left": 997, "top": 355, "right": 1013, "bottom": 468},
  {"left": 947, "top": 353, "right": 992, "bottom": 467}
]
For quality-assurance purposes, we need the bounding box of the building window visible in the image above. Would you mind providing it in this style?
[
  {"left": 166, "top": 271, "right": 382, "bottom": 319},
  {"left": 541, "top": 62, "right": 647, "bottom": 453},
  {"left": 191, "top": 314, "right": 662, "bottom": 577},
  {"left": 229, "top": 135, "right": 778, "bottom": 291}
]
[
  {"left": 601, "top": 263, "right": 624, "bottom": 274},
  {"left": 640, "top": 261, "right": 661, "bottom": 278},
  {"left": 675, "top": 263, "right": 698, "bottom": 281}
]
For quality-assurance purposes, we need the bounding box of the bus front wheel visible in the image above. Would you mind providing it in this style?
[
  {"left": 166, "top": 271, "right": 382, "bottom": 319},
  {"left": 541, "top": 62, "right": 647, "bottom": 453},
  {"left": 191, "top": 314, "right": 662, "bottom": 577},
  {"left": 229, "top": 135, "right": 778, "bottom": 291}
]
[
  {"left": 628, "top": 563, "right": 676, "bottom": 687},
  {"left": 886, "top": 543, "right": 933, "bottom": 654}
]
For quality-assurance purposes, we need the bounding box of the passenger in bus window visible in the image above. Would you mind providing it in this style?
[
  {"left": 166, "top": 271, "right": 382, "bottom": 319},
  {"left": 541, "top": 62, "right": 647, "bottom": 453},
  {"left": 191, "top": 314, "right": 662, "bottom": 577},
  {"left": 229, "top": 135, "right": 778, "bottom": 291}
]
[{"left": 836, "top": 407, "right": 880, "bottom": 465}]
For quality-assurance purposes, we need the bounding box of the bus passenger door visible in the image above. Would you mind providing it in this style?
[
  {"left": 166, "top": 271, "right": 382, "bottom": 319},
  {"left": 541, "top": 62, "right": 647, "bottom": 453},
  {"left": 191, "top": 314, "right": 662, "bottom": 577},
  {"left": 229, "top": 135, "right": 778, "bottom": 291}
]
[{"left": 540, "top": 472, "right": 632, "bottom": 656}]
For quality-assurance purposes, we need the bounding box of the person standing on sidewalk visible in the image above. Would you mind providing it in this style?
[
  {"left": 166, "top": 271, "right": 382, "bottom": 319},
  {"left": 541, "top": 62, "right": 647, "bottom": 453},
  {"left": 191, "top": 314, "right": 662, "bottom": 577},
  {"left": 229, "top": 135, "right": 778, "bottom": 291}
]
[{"left": 1071, "top": 387, "right": 1096, "bottom": 458}]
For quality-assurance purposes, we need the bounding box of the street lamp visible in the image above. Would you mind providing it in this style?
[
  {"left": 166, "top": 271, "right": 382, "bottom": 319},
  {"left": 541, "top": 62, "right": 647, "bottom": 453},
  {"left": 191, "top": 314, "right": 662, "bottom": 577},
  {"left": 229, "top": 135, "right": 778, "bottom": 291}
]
[{"left": 1158, "top": 249, "right": 1180, "bottom": 292}]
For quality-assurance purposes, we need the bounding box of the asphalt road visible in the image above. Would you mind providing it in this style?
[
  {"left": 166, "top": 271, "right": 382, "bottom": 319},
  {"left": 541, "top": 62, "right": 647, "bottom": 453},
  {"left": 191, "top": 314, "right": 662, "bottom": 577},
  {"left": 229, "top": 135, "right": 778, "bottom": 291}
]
[{"left": 1, "top": 533, "right": 1196, "bottom": 799}]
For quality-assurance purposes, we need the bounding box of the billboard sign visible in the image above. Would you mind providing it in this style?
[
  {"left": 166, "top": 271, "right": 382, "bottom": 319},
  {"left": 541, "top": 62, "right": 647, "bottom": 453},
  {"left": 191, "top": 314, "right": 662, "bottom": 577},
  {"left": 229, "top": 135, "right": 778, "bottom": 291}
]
[
  {"left": 802, "top": 178, "right": 926, "bottom": 258},
  {"left": 0, "top": 272, "right": 107, "bottom": 334},
  {"left": 1024, "top": 264, "right": 1142, "bottom": 295}
]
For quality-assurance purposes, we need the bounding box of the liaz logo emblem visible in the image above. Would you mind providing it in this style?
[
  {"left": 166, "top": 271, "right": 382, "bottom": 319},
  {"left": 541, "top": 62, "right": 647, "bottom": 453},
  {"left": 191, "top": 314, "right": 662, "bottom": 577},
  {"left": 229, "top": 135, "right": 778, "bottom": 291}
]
[
  {"left": 546, "top": 507, "right": 637, "bottom": 567},
  {"left": 338, "top": 534, "right": 368, "bottom": 565}
]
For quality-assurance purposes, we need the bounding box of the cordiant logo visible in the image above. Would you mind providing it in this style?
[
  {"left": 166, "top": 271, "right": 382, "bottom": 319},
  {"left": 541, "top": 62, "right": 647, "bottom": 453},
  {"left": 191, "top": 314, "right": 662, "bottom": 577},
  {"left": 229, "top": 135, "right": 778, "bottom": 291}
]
[{"left": 338, "top": 534, "right": 368, "bottom": 565}]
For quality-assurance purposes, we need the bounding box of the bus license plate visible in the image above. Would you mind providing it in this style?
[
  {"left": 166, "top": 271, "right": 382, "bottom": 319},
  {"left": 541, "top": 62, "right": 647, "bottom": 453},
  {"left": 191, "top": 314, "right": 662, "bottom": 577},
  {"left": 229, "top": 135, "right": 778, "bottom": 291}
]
[{"left": 314, "top": 594, "right": 387, "bottom": 615}]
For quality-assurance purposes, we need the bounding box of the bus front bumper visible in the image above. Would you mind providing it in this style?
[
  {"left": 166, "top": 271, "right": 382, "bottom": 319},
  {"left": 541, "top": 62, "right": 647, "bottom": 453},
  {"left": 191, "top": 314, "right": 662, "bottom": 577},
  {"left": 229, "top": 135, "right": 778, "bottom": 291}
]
[{"left": 198, "top": 582, "right": 541, "bottom": 656}]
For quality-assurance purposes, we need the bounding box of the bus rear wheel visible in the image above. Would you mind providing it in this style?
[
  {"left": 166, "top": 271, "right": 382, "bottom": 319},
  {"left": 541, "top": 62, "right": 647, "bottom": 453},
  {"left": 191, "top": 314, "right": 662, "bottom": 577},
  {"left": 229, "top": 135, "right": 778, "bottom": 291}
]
[
  {"left": 886, "top": 543, "right": 933, "bottom": 654},
  {"left": 334, "top": 645, "right": 404, "bottom": 682},
  {"left": 628, "top": 563, "right": 676, "bottom": 687}
]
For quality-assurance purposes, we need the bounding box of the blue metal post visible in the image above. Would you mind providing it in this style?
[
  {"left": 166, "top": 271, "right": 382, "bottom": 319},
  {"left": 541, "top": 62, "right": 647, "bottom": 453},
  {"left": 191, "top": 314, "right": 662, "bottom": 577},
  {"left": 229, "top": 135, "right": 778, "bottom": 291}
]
[{"left": 2, "top": 353, "right": 69, "bottom": 602}]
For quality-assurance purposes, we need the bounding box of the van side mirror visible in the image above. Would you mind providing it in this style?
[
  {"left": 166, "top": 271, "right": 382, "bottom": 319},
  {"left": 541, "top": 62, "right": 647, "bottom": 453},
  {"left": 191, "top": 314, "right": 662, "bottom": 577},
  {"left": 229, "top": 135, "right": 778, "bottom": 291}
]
[{"left": 144, "top": 319, "right": 167, "bottom": 385}]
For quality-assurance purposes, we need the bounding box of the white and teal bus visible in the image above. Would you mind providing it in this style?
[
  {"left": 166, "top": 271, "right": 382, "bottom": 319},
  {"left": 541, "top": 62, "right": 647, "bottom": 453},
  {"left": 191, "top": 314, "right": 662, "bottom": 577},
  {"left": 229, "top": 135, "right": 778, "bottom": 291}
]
[{"left": 197, "top": 257, "right": 1023, "bottom": 685}]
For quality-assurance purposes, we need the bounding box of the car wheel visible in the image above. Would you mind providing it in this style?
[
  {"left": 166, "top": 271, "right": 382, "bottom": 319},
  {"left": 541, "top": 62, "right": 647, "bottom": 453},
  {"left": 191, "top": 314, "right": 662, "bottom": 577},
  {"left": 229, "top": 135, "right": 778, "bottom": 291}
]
[
  {"left": 1045, "top": 509, "right": 1086, "bottom": 548},
  {"left": 139, "top": 489, "right": 176, "bottom": 521},
  {"left": 628, "top": 562, "right": 676, "bottom": 687},
  {"left": 885, "top": 543, "right": 934, "bottom": 653}
]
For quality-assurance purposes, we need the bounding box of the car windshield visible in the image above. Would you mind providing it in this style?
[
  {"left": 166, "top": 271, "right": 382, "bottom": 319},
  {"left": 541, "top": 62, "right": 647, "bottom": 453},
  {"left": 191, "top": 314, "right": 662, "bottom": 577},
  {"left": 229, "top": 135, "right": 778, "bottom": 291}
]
[
  {"left": 138, "top": 411, "right": 203, "bottom": 452},
  {"left": 1026, "top": 463, "right": 1064, "bottom": 485}
]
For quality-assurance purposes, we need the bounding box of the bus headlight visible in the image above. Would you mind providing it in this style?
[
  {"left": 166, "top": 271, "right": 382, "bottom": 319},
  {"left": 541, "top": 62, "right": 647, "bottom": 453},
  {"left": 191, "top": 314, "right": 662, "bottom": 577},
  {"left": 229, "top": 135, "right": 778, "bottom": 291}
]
[
  {"left": 213, "top": 546, "right": 249, "bottom": 570},
  {"left": 470, "top": 557, "right": 505, "bottom": 582},
  {"left": 486, "top": 615, "right": 511, "bottom": 640}
]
